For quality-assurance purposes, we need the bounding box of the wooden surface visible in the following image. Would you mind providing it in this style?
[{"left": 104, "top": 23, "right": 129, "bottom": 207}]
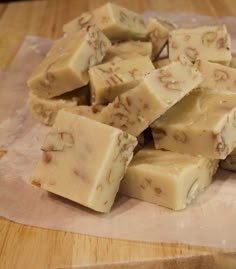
[{"left": 0, "top": 1, "right": 236, "bottom": 268}]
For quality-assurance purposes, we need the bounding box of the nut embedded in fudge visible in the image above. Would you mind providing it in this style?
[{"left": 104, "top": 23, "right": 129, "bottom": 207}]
[
  {"left": 169, "top": 25, "right": 232, "bottom": 65},
  {"left": 89, "top": 56, "right": 155, "bottom": 105},
  {"left": 120, "top": 145, "right": 218, "bottom": 210},
  {"left": 30, "top": 110, "right": 137, "bottom": 213},
  {"left": 28, "top": 25, "right": 111, "bottom": 99},
  {"left": 197, "top": 60, "right": 236, "bottom": 93},
  {"left": 151, "top": 89, "right": 236, "bottom": 159},
  {"left": 63, "top": 2, "right": 148, "bottom": 41},
  {"left": 100, "top": 55, "right": 202, "bottom": 136},
  {"left": 29, "top": 87, "right": 89, "bottom": 126}
]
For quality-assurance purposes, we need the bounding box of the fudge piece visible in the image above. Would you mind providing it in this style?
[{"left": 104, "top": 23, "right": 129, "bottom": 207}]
[
  {"left": 120, "top": 146, "right": 218, "bottom": 210},
  {"left": 101, "top": 55, "right": 202, "bottom": 136},
  {"left": 64, "top": 104, "right": 105, "bottom": 122},
  {"left": 103, "top": 41, "right": 152, "bottom": 62},
  {"left": 197, "top": 60, "right": 236, "bottom": 92},
  {"left": 29, "top": 87, "right": 89, "bottom": 126},
  {"left": 220, "top": 148, "right": 236, "bottom": 171},
  {"left": 147, "top": 18, "right": 176, "bottom": 60},
  {"left": 230, "top": 52, "right": 236, "bottom": 68},
  {"left": 153, "top": 57, "right": 170, "bottom": 69},
  {"left": 169, "top": 25, "right": 232, "bottom": 64},
  {"left": 151, "top": 89, "right": 236, "bottom": 159},
  {"left": 28, "top": 25, "right": 111, "bottom": 99},
  {"left": 30, "top": 110, "right": 137, "bottom": 213},
  {"left": 63, "top": 3, "right": 147, "bottom": 40},
  {"left": 89, "top": 56, "right": 154, "bottom": 104}
]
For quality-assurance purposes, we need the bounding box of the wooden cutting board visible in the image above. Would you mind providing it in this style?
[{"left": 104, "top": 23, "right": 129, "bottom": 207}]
[{"left": 0, "top": 1, "right": 236, "bottom": 268}]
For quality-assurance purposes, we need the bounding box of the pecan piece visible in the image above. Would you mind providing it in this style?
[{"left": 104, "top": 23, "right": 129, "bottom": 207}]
[
  {"left": 166, "top": 82, "right": 181, "bottom": 91},
  {"left": 154, "top": 187, "right": 162, "bottom": 195},
  {"left": 185, "top": 47, "right": 198, "bottom": 61},
  {"left": 173, "top": 131, "right": 187, "bottom": 143},
  {"left": 42, "top": 152, "right": 52, "bottom": 163},
  {"left": 214, "top": 69, "right": 229, "bottom": 81},
  {"left": 216, "top": 36, "right": 228, "bottom": 49},
  {"left": 32, "top": 180, "right": 41, "bottom": 187},
  {"left": 202, "top": 31, "right": 217, "bottom": 46},
  {"left": 77, "top": 12, "right": 93, "bottom": 28},
  {"left": 152, "top": 128, "right": 166, "bottom": 140},
  {"left": 42, "top": 132, "right": 74, "bottom": 152}
]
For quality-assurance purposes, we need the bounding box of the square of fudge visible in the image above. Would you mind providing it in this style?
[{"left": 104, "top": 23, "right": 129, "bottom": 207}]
[
  {"left": 28, "top": 25, "right": 111, "bottom": 99},
  {"left": 169, "top": 25, "right": 231, "bottom": 64},
  {"left": 151, "top": 89, "right": 236, "bottom": 159},
  {"left": 30, "top": 110, "right": 137, "bottom": 213},
  {"left": 120, "top": 146, "right": 218, "bottom": 210},
  {"left": 63, "top": 3, "right": 147, "bottom": 40}
]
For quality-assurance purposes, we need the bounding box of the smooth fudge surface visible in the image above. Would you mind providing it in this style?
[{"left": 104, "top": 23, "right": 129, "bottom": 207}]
[
  {"left": 152, "top": 89, "right": 236, "bottom": 159},
  {"left": 29, "top": 87, "right": 89, "bottom": 126},
  {"left": 28, "top": 25, "right": 111, "bottom": 99},
  {"left": 103, "top": 41, "right": 152, "bottom": 62},
  {"left": 197, "top": 60, "right": 236, "bottom": 92},
  {"left": 169, "top": 25, "right": 231, "bottom": 64},
  {"left": 120, "top": 146, "right": 218, "bottom": 210},
  {"left": 63, "top": 3, "right": 147, "bottom": 40},
  {"left": 100, "top": 55, "right": 202, "bottom": 136},
  {"left": 147, "top": 18, "right": 175, "bottom": 60},
  {"left": 30, "top": 110, "right": 137, "bottom": 213},
  {"left": 89, "top": 56, "right": 154, "bottom": 104}
]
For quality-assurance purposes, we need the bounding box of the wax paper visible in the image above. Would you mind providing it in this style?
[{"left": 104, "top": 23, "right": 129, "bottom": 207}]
[{"left": 0, "top": 13, "right": 236, "bottom": 249}]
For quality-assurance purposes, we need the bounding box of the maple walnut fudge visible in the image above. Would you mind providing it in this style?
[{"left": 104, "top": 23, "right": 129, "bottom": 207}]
[
  {"left": 152, "top": 89, "right": 236, "bottom": 159},
  {"left": 169, "top": 25, "right": 231, "bottom": 64},
  {"left": 89, "top": 56, "right": 154, "bottom": 105},
  {"left": 120, "top": 146, "right": 218, "bottom": 210},
  {"left": 100, "top": 56, "right": 202, "bottom": 136},
  {"left": 197, "top": 60, "right": 236, "bottom": 92},
  {"left": 29, "top": 87, "right": 89, "bottom": 126},
  {"left": 63, "top": 3, "right": 147, "bottom": 40},
  {"left": 30, "top": 110, "right": 137, "bottom": 213},
  {"left": 28, "top": 25, "right": 111, "bottom": 99}
]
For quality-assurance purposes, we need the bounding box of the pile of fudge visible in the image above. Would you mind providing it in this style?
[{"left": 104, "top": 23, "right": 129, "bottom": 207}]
[{"left": 28, "top": 3, "right": 236, "bottom": 213}]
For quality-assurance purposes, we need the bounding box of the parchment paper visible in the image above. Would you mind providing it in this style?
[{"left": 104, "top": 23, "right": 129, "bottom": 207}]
[{"left": 1, "top": 13, "right": 236, "bottom": 249}]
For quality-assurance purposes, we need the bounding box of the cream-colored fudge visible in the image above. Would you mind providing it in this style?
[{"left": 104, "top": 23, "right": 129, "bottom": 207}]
[
  {"left": 152, "top": 89, "right": 236, "bottom": 159},
  {"left": 89, "top": 56, "right": 154, "bottom": 104},
  {"left": 153, "top": 57, "right": 170, "bottom": 69},
  {"left": 220, "top": 148, "right": 236, "bottom": 171},
  {"left": 169, "top": 25, "right": 232, "bottom": 64},
  {"left": 230, "top": 53, "right": 236, "bottom": 68},
  {"left": 101, "top": 56, "right": 202, "bottom": 136},
  {"left": 147, "top": 18, "right": 175, "bottom": 60},
  {"left": 103, "top": 41, "right": 152, "bottom": 62},
  {"left": 29, "top": 87, "right": 89, "bottom": 126},
  {"left": 30, "top": 110, "right": 137, "bottom": 213},
  {"left": 64, "top": 105, "right": 105, "bottom": 122},
  {"left": 28, "top": 25, "right": 111, "bottom": 99},
  {"left": 63, "top": 3, "right": 147, "bottom": 40},
  {"left": 197, "top": 60, "right": 236, "bottom": 92},
  {"left": 120, "top": 146, "right": 218, "bottom": 210}
]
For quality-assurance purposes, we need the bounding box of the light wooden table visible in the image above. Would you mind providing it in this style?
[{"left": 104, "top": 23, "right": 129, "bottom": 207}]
[{"left": 0, "top": 1, "right": 236, "bottom": 268}]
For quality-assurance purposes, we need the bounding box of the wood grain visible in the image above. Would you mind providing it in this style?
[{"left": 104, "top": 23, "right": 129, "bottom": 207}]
[{"left": 0, "top": 0, "right": 236, "bottom": 268}]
